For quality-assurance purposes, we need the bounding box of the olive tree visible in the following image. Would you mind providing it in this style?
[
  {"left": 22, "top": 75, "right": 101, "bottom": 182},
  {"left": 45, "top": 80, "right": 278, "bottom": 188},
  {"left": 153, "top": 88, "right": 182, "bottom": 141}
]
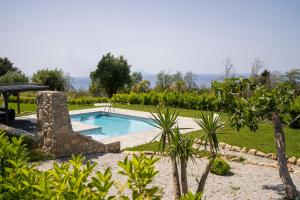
[
  {"left": 32, "top": 68, "right": 67, "bottom": 91},
  {"left": 91, "top": 53, "right": 131, "bottom": 98},
  {"left": 213, "top": 78, "right": 299, "bottom": 199}
]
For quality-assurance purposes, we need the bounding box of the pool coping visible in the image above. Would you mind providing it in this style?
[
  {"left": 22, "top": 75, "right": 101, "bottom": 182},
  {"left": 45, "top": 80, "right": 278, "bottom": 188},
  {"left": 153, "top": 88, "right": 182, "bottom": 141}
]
[{"left": 20, "top": 107, "right": 201, "bottom": 149}]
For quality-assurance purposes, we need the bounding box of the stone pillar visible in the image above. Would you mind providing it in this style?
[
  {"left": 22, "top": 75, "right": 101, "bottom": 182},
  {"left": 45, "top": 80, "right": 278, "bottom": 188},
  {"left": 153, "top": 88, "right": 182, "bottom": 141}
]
[
  {"left": 36, "top": 91, "right": 120, "bottom": 157},
  {"left": 36, "top": 91, "right": 73, "bottom": 155}
]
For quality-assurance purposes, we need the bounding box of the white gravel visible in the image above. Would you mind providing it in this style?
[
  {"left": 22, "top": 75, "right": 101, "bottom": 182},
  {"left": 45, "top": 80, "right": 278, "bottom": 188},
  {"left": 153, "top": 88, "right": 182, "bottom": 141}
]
[{"left": 37, "top": 153, "right": 300, "bottom": 200}]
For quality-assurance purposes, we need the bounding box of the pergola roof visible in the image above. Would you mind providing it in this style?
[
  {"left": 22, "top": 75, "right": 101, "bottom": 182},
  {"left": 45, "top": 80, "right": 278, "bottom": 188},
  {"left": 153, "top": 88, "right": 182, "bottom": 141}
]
[{"left": 0, "top": 83, "right": 49, "bottom": 93}]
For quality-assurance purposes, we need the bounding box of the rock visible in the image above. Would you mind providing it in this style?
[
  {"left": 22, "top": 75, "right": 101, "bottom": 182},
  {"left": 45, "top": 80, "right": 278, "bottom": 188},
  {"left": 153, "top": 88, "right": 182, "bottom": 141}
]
[
  {"left": 288, "top": 167, "right": 294, "bottom": 172},
  {"left": 241, "top": 147, "right": 247, "bottom": 153},
  {"left": 248, "top": 149, "right": 257, "bottom": 155},
  {"left": 256, "top": 151, "right": 266, "bottom": 157},
  {"left": 271, "top": 153, "right": 277, "bottom": 160},
  {"left": 225, "top": 144, "right": 232, "bottom": 150},
  {"left": 265, "top": 153, "right": 273, "bottom": 159},
  {"left": 231, "top": 146, "right": 241, "bottom": 152},
  {"left": 297, "top": 159, "right": 300, "bottom": 166},
  {"left": 218, "top": 142, "right": 226, "bottom": 149},
  {"left": 287, "top": 156, "right": 297, "bottom": 164},
  {"left": 230, "top": 158, "right": 240, "bottom": 162},
  {"left": 270, "top": 162, "right": 278, "bottom": 168}
]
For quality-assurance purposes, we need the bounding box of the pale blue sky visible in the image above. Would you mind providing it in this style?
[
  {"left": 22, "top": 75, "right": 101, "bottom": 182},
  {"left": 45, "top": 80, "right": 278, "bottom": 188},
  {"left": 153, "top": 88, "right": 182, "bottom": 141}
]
[{"left": 0, "top": 0, "right": 299, "bottom": 77}]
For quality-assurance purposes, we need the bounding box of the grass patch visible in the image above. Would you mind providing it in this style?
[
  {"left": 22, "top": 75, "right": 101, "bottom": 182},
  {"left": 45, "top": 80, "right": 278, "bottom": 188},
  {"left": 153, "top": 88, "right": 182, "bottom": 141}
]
[
  {"left": 6, "top": 103, "right": 96, "bottom": 116},
  {"left": 115, "top": 104, "right": 300, "bottom": 158}
]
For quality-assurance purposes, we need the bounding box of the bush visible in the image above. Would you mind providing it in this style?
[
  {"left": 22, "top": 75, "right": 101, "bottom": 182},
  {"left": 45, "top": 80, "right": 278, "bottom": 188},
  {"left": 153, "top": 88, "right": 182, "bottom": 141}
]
[
  {"left": 289, "top": 96, "right": 300, "bottom": 128},
  {"left": 0, "top": 134, "right": 161, "bottom": 199},
  {"left": 112, "top": 91, "right": 220, "bottom": 111},
  {"left": 210, "top": 157, "right": 231, "bottom": 176}
]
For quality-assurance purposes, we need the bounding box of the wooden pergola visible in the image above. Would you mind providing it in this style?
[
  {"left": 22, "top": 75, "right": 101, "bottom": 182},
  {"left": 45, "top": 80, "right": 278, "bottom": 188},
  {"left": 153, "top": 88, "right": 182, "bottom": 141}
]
[{"left": 0, "top": 83, "right": 49, "bottom": 123}]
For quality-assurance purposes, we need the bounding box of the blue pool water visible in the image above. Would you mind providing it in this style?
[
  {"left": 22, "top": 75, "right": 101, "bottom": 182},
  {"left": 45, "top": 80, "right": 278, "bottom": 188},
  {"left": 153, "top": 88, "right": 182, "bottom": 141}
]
[{"left": 71, "top": 112, "right": 155, "bottom": 138}]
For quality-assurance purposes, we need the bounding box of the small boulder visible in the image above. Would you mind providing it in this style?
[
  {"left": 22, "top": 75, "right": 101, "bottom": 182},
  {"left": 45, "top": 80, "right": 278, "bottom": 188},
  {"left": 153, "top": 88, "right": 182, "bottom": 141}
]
[
  {"left": 256, "top": 151, "right": 266, "bottom": 157},
  {"left": 287, "top": 156, "right": 297, "bottom": 164},
  {"left": 218, "top": 142, "right": 226, "bottom": 149},
  {"left": 248, "top": 149, "right": 257, "bottom": 155},
  {"left": 270, "top": 162, "right": 279, "bottom": 168},
  {"left": 241, "top": 147, "right": 247, "bottom": 153},
  {"left": 265, "top": 153, "right": 273, "bottom": 159},
  {"left": 225, "top": 144, "right": 232, "bottom": 150},
  {"left": 271, "top": 153, "right": 278, "bottom": 160},
  {"left": 231, "top": 146, "right": 241, "bottom": 152},
  {"left": 297, "top": 159, "right": 300, "bottom": 167}
]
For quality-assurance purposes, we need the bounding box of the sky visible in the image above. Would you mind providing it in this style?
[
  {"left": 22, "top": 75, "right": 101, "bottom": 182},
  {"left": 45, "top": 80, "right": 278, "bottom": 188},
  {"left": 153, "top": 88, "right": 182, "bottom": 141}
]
[{"left": 0, "top": 0, "right": 300, "bottom": 77}]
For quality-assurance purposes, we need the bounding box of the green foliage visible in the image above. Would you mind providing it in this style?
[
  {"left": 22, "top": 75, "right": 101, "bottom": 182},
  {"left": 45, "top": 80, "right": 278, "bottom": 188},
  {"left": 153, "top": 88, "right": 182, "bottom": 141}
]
[
  {"left": 150, "top": 107, "right": 179, "bottom": 153},
  {"left": 0, "top": 71, "right": 29, "bottom": 83},
  {"left": 1, "top": 135, "right": 162, "bottom": 199},
  {"left": 118, "top": 154, "right": 161, "bottom": 199},
  {"left": 112, "top": 91, "right": 218, "bottom": 110},
  {"left": 91, "top": 53, "right": 131, "bottom": 97},
  {"left": 8, "top": 95, "right": 109, "bottom": 105},
  {"left": 290, "top": 96, "right": 300, "bottom": 128},
  {"left": 180, "top": 191, "right": 202, "bottom": 200},
  {"left": 32, "top": 68, "right": 67, "bottom": 91},
  {"left": 0, "top": 57, "right": 19, "bottom": 76},
  {"left": 132, "top": 80, "right": 151, "bottom": 93},
  {"left": 194, "top": 112, "right": 225, "bottom": 154},
  {"left": 210, "top": 157, "right": 231, "bottom": 176},
  {"left": 0, "top": 132, "right": 28, "bottom": 178}
]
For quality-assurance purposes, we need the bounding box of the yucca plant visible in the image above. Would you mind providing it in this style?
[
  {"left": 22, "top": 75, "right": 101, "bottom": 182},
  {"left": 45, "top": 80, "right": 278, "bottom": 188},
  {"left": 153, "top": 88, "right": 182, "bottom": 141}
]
[
  {"left": 150, "top": 107, "right": 181, "bottom": 199},
  {"left": 167, "top": 127, "right": 197, "bottom": 195},
  {"left": 194, "top": 112, "right": 225, "bottom": 193}
]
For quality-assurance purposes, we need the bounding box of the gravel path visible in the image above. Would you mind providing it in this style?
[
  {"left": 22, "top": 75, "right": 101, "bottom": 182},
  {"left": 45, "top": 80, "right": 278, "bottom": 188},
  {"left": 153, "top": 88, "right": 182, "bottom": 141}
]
[{"left": 37, "top": 151, "right": 300, "bottom": 200}]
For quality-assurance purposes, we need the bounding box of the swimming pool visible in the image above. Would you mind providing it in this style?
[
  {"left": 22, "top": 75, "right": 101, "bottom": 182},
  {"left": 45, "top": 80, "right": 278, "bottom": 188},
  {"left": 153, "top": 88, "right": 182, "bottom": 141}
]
[{"left": 71, "top": 112, "right": 156, "bottom": 139}]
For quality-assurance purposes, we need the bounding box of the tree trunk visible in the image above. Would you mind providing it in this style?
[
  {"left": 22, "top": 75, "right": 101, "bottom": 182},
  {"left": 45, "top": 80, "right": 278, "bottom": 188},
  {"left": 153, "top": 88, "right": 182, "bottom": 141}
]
[
  {"left": 272, "top": 113, "right": 299, "bottom": 199},
  {"left": 171, "top": 157, "right": 181, "bottom": 200},
  {"left": 180, "top": 158, "right": 188, "bottom": 194},
  {"left": 196, "top": 155, "right": 216, "bottom": 193}
]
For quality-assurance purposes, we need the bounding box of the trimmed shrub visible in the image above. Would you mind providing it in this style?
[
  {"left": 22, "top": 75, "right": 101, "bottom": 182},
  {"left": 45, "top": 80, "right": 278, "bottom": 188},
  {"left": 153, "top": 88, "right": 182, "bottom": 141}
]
[{"left": 210, "top": 157, "right": 231, "bottom": 176}]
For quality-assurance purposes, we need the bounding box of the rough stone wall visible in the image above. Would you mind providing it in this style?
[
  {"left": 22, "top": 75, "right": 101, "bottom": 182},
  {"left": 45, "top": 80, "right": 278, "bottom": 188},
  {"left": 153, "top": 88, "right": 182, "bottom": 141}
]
[{"left": 36, "top": 91, "right": 120, "bottom": 158}]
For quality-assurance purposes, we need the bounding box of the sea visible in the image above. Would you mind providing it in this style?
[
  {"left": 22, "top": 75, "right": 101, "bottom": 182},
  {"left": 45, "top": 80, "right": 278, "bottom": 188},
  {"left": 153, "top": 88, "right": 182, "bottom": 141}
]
[{"left": 71, "top": 74, "right": 248, "bottom": 91}]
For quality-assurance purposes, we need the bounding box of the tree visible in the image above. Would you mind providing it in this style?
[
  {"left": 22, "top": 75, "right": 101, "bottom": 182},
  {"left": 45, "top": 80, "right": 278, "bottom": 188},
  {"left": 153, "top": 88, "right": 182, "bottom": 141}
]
[
  {"left": 0, "top": 71, "right": 28, "bottom": 84},
  {"left": 132, "top": 80, "right": 150, "bottom": 93},
  {"left": 194, "top": 112, "right": 224, "bottom": 193},
  {"left": 32, "top": 68, "right": 67, "bottom": 91},
  {"left": 91, "top": 53, "right": 131, "bottom": 98},
  {"left": 213, "top": 78, "right": 299, "bottom": 199},
  {"left": 150, "top": 107, "right": 181, "bottom": 199},
  {"left": 155, "top": 70, "right": 174, "bottom": 91},
  {"left": 250, "top": 58, "right": 265, "bottom": 81},
  {"left": 130, "top": 72, "right": 142, "bottom": 86},
  {"left": 222, "top": 58, "right": 235, "bottom": 79},
  {"left": 184, "top": 72, "right": 197, "bottom": 91},
  {"left": 0, "top": 57, "right": 19, "bottom": 76}
]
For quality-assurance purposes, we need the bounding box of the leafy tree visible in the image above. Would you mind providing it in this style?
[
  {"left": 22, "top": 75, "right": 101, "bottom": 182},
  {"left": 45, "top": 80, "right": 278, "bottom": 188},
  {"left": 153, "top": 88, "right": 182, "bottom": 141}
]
[
  {"left": 130, "top": 72, "right": 143, "bottom": 86},
  {"left": 155, "top": 70, "right": 174, "bottom": 91},
  {"left": 0, "top": 57, "right": 19, "bottom": 76},
  {"left": 91, "top": 53, "right": 131, "bottom": 98},
  {"left": 32, "top": 68, "right": 67, "bottom": 91},
  {"left": 194, "top": 112, "right": 225, "bottom": 193},
  {"left": 213, "top": 78, "right": 300, "bottom": 199},
  {"left": 132, "top": 80, "right": 150, "bottom": 93},
  {"left": 0, "top": 71, "right": 28, "bottom": 84},
  {"left": 184, "top": 72, "right": 197, "bottom": 91},
  {"left": 285, "top": 68, "right": 300, "bottom": 86}
]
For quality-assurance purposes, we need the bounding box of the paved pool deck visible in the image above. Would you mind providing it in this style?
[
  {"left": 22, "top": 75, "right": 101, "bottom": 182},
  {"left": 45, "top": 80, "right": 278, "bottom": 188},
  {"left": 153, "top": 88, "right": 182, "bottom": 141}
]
[{"left": 20, "top": 107, "right": 201, "bottom": 149}]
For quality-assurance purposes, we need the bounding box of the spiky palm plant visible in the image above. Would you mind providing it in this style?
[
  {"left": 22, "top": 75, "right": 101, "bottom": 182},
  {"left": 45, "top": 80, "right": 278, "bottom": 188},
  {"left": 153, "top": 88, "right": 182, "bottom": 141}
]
[
  {"left": 167, "top": 127, "right": 197, "bottom": 194},
  {"left": 193, "top": 112, "right": 225, "bottom": 193},
  {"left": 150, "top": 107, "right": 181, "bottom": 199}
]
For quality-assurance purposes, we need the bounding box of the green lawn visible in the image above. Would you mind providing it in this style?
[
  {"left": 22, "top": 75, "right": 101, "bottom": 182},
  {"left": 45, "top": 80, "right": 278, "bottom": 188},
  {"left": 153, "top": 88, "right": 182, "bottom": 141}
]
[
  {"left": 7, "top": 103, "right": 96, "bottom": 115},
  {"left": 114, "top": 104, "right": 300, "bottom": 158}
]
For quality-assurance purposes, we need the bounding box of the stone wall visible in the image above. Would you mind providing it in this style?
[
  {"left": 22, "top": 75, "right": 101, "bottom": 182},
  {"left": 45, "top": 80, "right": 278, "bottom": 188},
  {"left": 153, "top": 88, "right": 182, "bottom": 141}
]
[{"left": 36, "top": 91, "right": 120, "bottom": 158}]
